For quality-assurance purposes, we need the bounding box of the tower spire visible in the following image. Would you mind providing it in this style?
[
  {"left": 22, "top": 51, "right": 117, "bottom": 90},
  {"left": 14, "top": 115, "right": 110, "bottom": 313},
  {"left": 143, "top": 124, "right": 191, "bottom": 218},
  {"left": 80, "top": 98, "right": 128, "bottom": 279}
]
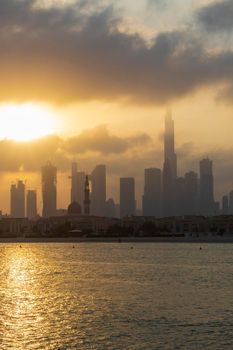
[
  {"left": 163, "top": 112, "right": 177, "bottom": 217},
  {"left": 164, "top": 111, "right": 177, "bottom": 179}
]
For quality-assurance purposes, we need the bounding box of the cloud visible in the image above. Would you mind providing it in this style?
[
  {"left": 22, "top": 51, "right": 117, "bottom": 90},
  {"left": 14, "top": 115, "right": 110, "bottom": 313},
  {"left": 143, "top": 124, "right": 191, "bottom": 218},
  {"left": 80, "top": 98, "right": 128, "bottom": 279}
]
[
  {"left": 0, "top": 0, "right": 233, "bottom": 104},
  {"left": 147, "top": 0, "right": 169, "bottom": 9},
  {"left": 177, "top": 142, "right": 194, "bottom": 159},
  {"left": 0, "top": 126, "right": 152, "bottom": 171},
  {"left": 64, "top": 125, "right": 151, "bottom": 155},
  {"left": 0, "top": 135, "right": 62, "bottom": 172},
  {"left": 197, "top": 0, "right": 233, "bottom": 32},
  {"left": 64, "top": 126, "right": 129, "bottom": 155},
  {"left": 216, "top": 83, "right": 233, "bottom": 103}
]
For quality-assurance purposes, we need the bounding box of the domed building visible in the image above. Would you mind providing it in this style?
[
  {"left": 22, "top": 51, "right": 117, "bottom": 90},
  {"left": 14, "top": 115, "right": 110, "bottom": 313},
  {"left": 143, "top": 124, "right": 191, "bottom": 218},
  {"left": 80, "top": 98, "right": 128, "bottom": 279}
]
[{"left": 67, "top": 201, "right": 82, "bottom": 216}]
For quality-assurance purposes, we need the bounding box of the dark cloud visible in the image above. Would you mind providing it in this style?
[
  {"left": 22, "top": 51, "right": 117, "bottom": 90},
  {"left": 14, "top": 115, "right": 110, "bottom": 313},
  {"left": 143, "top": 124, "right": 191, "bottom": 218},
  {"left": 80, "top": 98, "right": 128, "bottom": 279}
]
[
  {"left": 197, "top": 0, "right": 233, "bottom": 32},
  {"left": 0, "top": 0, "right": 233, "bottom": 104}
]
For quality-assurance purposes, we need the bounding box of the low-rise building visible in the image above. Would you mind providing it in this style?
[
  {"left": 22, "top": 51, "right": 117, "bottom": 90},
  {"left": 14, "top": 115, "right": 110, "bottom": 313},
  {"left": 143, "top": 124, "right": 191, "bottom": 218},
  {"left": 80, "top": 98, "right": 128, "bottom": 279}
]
[
  {"left": 0, "top": 218, "right": 31, "bottom": 236},
  {"left": 36, "top": 215, "right": 119, "bottom": 236}
]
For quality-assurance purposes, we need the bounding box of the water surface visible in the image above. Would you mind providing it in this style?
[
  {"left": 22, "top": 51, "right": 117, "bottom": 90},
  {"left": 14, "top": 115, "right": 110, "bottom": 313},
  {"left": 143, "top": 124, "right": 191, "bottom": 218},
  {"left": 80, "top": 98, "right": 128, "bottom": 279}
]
[{"left": 0, "top": 243, "right": 233, "bottom": 349}]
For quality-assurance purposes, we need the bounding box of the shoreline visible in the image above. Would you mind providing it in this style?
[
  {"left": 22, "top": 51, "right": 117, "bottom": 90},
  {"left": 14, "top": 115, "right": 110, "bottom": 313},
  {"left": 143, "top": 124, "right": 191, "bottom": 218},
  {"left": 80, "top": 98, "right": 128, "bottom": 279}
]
[{"left": 1, "top": 236, "right": 233, "bottom": 244}]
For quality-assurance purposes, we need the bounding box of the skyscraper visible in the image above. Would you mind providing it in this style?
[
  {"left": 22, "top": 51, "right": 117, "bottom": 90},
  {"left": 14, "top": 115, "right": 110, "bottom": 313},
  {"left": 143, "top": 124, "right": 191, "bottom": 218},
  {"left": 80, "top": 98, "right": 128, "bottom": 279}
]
[
  {"left": 70, "top": 162, "right": 78, "bottom": 203},
  {"left": 10, "top": 184, "right": 17, "bottom": 217},
  {"left": 162, "top": 160, "right": 174, "bottom": 217},
  {"left": 120, "top": 177, "right": 135, "bottom": 218},
  {"left": 26, "top": 190, "right": 37, "bottom": 219},
  {"left": 143, "top": 168, "right": 161, "bottom": 217},
  {"left": 77, "top": 171, "right": 86, "bottom": 212},
  {"left": 199, "top": 158, "right": 214, "bottom": 216},
  {"left": 229, "top": 190, "right": 233, "bottom": 215},
  {"left": 164, "top": 112, "right": 177, "bottom": 180},
  {"left": 222, "top": 195, "right": 229, "bottom": 215},
  {"left": 84, "top": 175, "right": 91, "bottom": 216},
  {"left": 90, "top": 165, "right": 106, "bottom": 216},
  {"left": 10, "top": 180, "right": 25, "bottom": 218},
  {"left": 105, "top": 198, "right": 116, "bottom": 218},
  {"left": 174, "top": 177, "right": 186, "bottom": 216},
  {"left": 184, "top": 171, "right": 198, "bottom": 215},
  {"left": 163, "top": 112, "right": 177, "bottom": 217},
  {"left": 69, "top": 163, "right": 85, "bottom": 210},
  {"left": 42, "top": 162, "right": 57, "bottom": 218}
]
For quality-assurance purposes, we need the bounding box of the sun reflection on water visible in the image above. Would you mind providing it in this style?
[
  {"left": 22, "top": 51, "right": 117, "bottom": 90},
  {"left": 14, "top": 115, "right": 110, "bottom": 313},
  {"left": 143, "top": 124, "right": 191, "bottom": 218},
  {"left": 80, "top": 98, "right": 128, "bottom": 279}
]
[
  {"left": 0, "top": 244, "right": 85, "bottom": 349},
  {"left": 1, "top": 247, "right": 38, "bottom": 346},
  {"left": 0, "top": 245, "right": 59, "bottom": 350}
]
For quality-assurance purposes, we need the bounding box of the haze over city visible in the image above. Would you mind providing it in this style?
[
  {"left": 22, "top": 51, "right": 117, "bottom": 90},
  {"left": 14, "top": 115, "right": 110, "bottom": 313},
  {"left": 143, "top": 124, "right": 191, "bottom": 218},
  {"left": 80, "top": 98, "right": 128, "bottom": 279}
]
[{"left": 0, "top": 0, "right": 233, "bottom": 214}]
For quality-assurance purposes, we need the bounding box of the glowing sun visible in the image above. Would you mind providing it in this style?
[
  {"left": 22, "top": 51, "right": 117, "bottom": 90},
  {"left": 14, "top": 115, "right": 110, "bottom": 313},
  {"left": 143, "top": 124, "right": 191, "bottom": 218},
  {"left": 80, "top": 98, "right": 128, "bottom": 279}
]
[{"left": 0, "top": 103, "right": 57, "bottom": 141}]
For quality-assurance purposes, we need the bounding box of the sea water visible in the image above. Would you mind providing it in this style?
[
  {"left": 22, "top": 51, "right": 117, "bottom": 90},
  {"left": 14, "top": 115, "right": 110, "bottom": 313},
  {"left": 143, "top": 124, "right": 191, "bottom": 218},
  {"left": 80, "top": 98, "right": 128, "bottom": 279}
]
[{"left": 0, "top": 243, "right": 233, "bottom": 349}]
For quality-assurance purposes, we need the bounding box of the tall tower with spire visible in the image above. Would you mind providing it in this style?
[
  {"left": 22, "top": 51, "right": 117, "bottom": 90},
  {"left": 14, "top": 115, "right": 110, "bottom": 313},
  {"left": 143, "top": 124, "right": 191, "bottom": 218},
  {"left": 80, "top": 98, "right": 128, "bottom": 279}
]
[
  {"left": 164, "top": 111, "right": 177, "bottom": 180},
  {"left": 162, "top": 112, "right": 177, "bottom": 217}
]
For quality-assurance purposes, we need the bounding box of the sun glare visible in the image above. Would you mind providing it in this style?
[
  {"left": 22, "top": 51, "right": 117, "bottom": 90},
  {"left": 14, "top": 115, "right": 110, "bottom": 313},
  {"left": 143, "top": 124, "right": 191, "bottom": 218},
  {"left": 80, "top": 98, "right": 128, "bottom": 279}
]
[{"left": 0, "top": 104, "right": 57, "bottom": 141}]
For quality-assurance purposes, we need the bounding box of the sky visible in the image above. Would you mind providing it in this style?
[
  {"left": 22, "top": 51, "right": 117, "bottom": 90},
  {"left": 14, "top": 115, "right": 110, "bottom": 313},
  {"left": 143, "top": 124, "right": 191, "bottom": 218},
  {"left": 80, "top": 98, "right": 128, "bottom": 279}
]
[{"left": 0, "top": 0, "right": 233, "bottom": 213}]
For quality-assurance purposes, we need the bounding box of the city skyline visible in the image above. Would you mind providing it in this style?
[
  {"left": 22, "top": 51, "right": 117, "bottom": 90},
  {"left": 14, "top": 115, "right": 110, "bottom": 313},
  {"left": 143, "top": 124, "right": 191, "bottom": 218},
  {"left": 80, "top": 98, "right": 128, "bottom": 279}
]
[
  {"left": 1, "top": 111, "right": 233, "bottom": 214},
  {"left": 0, "top": 109, "right": 232, "bottom": 215},
  {"left": 4, "top": 112, "right": 233, "bottom": 219},
  {"left": 0, "top": 0, "right": 233, "bottom": 214}
]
